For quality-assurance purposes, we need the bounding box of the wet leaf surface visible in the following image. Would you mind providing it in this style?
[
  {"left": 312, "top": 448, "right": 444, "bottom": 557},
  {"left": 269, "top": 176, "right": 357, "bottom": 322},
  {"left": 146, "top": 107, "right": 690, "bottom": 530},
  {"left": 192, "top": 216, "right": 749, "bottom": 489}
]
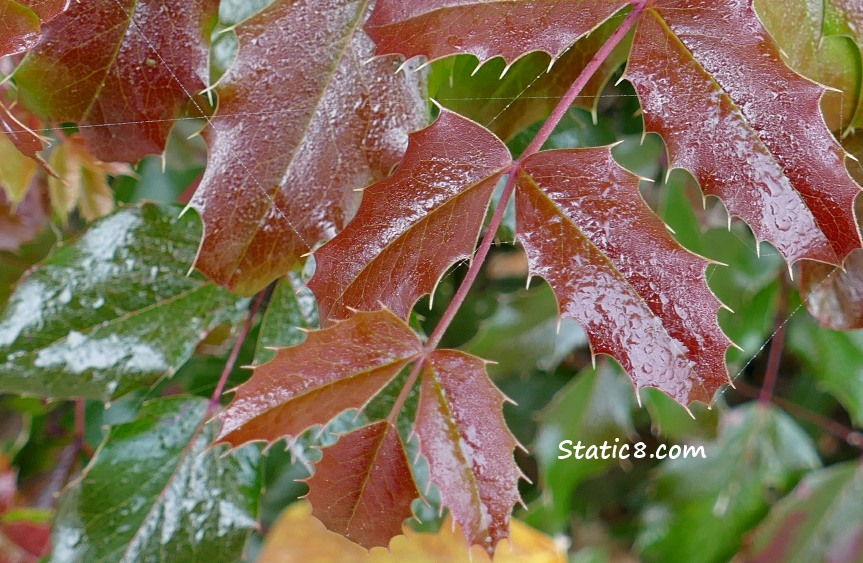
[
  {"left": 366, "top": 0, "right": 630, "bottom": 65},
  {"left": 0, "top": 204, "right": 247, "bottom": 400},
  {"left": 306, "top": 421, "right": 419, "bottom": 549},
  {"left": 217, "top": 310, "right": 422, "bottom": 447},
  {"left": 0, "top": 0, "right": 67, "bottom": 58},
  {"left": 51, "top": 397, "right": 260, "bottom": 562},
  {"left": 517, "top": 147, "right": 731, "bottom": 403},
  {"left": 190, "top": 0, "right": 427, "bottom": 295},
  {"left": 14, "top": 0, "right": 217, "bottom": 163},
  {"left": 626, "top": 1, "right": 862, "bottom": 266},
  {"left": 309, "top": 109, "right": 511, "bottom": 324},
  {"left": 416, "top": 350, "right": 522, "bottom": 550}
]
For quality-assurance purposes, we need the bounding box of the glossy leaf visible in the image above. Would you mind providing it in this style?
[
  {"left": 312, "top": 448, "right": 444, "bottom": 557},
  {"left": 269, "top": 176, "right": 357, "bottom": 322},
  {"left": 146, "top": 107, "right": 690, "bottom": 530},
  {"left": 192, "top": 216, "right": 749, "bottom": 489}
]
[
  {"left": 47, "top": 135, "right": 134, "bottom": 223},
  {"left": 190, "top": 0, "right": 426, "bottom": 295},
  {"left": 217, "top": 310, "right": 422, "bottom": 446},
  {"left": 51, "top": 397, "right": 260, "bottom": 562},
  {"left": 516, "top": 147, "right": 731, "bottom": 403},
  {"left": 796, "top": 249, "right": 863, "bottom": 330},
  {"left": 745, "top": 460, "right": 863, "bottom": 563},
  {"left": 366, "top": 1, "right": 630, "bottom": 65},
  {"left": 259, "top": 500, "right": 565, "bottom": 562},
  {"left": 637, "top": 404, "right": 820, "bottom": 562},
  {"left": 0, "top": 204, "right": 247, "bottom": 400},
  {"left": 14, "top": 0, "right": 217, "bottom": 163},
  {"left": 306, "top": 421, "right": 419, "bottom": 549},
  {"left": 0, "top": 0, "right": 67, "bottom": 58},
  {"left": 373, "top": 1, "right": 863, "bottom": 266},
  {"left": 416, "top": 350, "right": 522, "bottom": 551},
  {"left": 626, "top": 0, "right": 861, "bottom": 266},
  {"left": 309, "top": 109, "right": 511, "bottom": 323}
]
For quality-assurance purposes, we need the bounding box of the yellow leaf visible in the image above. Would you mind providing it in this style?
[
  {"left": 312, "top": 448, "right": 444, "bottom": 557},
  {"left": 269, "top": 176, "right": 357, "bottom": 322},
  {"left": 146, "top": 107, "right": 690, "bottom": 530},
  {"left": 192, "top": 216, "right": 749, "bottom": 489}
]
[
  {"left": 0, "top": 133, "right": 37, "bottom": 206},
  {"left": 47, "top": 135, "right": 133, "bottom": 223},
  {"left": 259, "top": 501, "right": 565, "bottom": 563}
]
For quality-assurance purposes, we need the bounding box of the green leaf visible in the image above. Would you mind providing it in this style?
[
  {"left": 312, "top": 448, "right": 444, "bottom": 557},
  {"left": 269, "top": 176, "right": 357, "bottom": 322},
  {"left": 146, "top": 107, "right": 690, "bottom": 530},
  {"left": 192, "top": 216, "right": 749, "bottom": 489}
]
[
  {"left": 637, "top": 403, "right": 820, "bottom": 563},
  {"left": 531, "top": 361, "right": 637, "bottom": 530},
  {"left": 640, "top": 387, "right": 718, "bottom": 442},
  {"left": 0, "top": 204, "right": 247, "bottom": 400},
  {"left": 51, "top": 397, "right": 260, "bottom": 562},
  {"left": 254, "top": 272, "right": 318, "bottom": 365},
  {"left": 744, "top": 460, "right": 863, "bottom": 563},
  {"left": 462, "top": 284, "right": 585, "bottom": 378},
  {"left": 787, "top": 314, "right": 863, "bottom": 427}
]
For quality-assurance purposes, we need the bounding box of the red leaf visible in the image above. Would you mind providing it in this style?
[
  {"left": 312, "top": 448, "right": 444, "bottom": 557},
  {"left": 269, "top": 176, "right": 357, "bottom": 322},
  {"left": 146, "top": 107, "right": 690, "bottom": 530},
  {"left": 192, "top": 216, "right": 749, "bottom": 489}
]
[
  {"left": 309, "top": 109, "right": 511, "bottom": 323},
  {"left": 14, "top": 0, "right": 217, "bottom": 163},
  {"left": 625, "top": 0, "right": 861, "bottom": 265},
  {"left": 312, "top": 111, "right": 730, "bottom": 403},
  {"left": 0, "top": 102, "right": 46, "bottom": 162},
  {"left": 0, "top": 0, "right": 67, "bottom": 58},
  {"left": 190, "top": 0, "right": 426, "bottom": 295},
  {"left": 416, "top": 350, "right": 522, "bottom": 552},
  {"left": 366, "top": 0, "right": 629, "bottom": 64},
  {"left": 369, "top": 1, "right": 862, "bottom": 267},
  {"left": 517, "top": 148, "right": 730, "bottom": 403},
  {"left": 306, "top": 421, "right": 419, "bottom": 549},
  {"left": 217, "top": 310, "right": 422, "bottom": 447}
]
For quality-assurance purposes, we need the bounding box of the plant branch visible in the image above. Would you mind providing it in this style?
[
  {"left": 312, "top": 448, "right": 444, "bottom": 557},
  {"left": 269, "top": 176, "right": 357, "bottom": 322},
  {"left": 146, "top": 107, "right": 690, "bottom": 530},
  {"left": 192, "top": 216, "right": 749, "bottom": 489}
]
[
  {"left": 423, "top": 0, "right": 647, "bottom": 352},
  {"left": 520, "top": 0, "right": 647, "bottom": 159},
  {"left": 387, "top": 357, "right": 426, "bottom": 425},
  {"left": 735, "top": 380, "right": 863, "bottom": 451},
  {"left": 208, "top": 289, "right": 267, "bottom": 416},
  {"left": 759, "top": 274, "right": 789, "bottom": 404}
]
